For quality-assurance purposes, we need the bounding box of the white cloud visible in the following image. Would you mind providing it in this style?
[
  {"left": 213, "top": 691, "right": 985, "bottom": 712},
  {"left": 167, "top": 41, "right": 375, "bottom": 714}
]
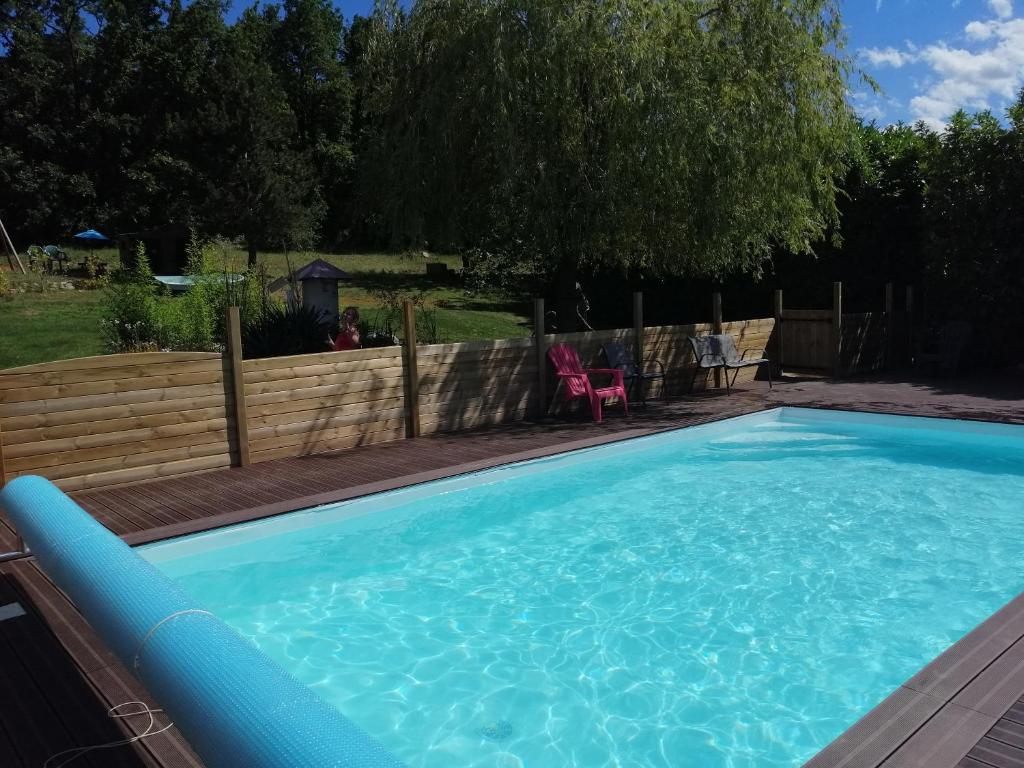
[
  {"left": 965, "top": 21, "right": 996, "bottom": 40},
  {"left": 861, "top": 46, "right": 915, "bottom": 68},
  {"left": 988, "top": 0, "right": 1014, "bottom": 20},
  {"left": 861, "top": 5, "right": 1024, "bottom": 129},
  {"left": 910, "top": 18, "right": 1024, "bottom": 127}
]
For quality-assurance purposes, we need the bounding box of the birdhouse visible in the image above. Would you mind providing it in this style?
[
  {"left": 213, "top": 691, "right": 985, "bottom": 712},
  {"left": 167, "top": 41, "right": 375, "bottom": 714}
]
[{"left": 291, "top": 259, "right": 352, "bottom": 326}]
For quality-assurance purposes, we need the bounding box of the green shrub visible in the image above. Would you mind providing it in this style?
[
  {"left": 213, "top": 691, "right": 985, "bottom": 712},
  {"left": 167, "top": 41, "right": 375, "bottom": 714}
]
[
  {"left": 170, "top": 237, "right": 280, "bottom": 351},
  {"left": 162, "top": 238, "right": 220, "bottom": 351},
  {"left": 102, "top": 243, "right": 166, "bottom": 352},
  {"left": 362, "top": 287, "right": 442, "bottom": 345}
]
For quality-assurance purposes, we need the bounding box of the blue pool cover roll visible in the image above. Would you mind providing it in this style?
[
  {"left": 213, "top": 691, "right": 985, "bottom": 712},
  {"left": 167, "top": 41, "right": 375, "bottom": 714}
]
[{"left": 1, "top": 475, "right": 405, "bottom": 768}]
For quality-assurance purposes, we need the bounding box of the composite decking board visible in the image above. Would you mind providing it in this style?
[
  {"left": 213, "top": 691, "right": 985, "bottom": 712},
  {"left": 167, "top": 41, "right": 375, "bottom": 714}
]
[
  {"left": 957, "top": 698, "right": 1024, "bottom": 768},
  {"left": 989, "top": 720, "right": 1024, "bottom": 749},
  {"left": 0, "top": 572, "right": 148, "bottom": 768},
  {"left": 104, "top": 485, "right": 196, "bottom": 525},
  {"left": 6, "top": 560, "right": 121, "bottom": 674},
  {"left": 0, "top": 561, "right": 201, "bottom": 768},
  {"left": 1004, "top": 702, "right": 1024, "bottom": 727},
  {"left": 1, "top": 375, "right": 1023, "bottom": 768},
  {"left": 0, "top": 612, "right": 142, "bottom": 768},
  {"left": 959, "top": 758, "right": 1000, "bottom": 768},
  {"left": 0, "top": 515, "right": 18, "bottom": 552},
  {"left": 969, "top": 738, "right": 1024, "bottom": 767},
  {"left": 91, "top": 486, "right": 185, "bottom": 529}
]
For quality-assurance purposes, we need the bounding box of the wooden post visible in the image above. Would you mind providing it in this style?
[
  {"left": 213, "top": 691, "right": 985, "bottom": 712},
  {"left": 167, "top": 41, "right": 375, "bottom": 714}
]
[
  {"left": 0, "top": 416, "right": 7, "bottom": 487},
  {"left": 712, "top": 292, "right": 723, "bottom": 387},
  {"left": 632, "top": 291, "right": 644, "bottom": 362},
  {"left": 884, "top": 283, "right": 894, "bottom": 369},
  {"left": 0, "top": 216, "right": 25, "bottom": 274},
  {"left": 225, "top": 307, "right": 251, "bottom": 467},
  {"left": 831, "top": 281, "right": 843, "bottom": 378},
  {"left": 402, "top": 299, "right": 420, "bottom": 438},
  {"left": 534, "top": 298, "right": 547, "bottom": 418},
  {"left": 773, "top": 289, "right": 784, "bottom": 377}
]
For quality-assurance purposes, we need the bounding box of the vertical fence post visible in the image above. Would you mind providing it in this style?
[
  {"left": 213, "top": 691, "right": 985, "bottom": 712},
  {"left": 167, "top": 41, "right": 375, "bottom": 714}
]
[
  {"left": 712, "top": 292, "right": 723, "bottom": 388},
  {"left": 632, "top": 291, "right": 644, "bottom": 363},
  {"left": 831, "top": 281, "right": 843, "bottom": 378},
  {"left": 884, "top": 283, "right": 894, "bottom": 370},
  {"left": 534, "top": 298, "right": 547, "bottom": 418},
  {"left": 225, "top": 306, "right": 250, "bottom": 467},
  {"left": 402, "top": 299, "right": 420, "bottom": 438},
  {"left": 0, "top": 416, "right": 7, "bottom": 487},
  {"left": 773, "top": 289, "right": 784, "bottom": 378}
]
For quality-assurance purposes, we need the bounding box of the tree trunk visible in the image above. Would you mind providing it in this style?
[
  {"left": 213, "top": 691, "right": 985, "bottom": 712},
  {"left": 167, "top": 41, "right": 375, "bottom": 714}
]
[{"left": 247, "top": 242, "right": 257, "bottom": 268}]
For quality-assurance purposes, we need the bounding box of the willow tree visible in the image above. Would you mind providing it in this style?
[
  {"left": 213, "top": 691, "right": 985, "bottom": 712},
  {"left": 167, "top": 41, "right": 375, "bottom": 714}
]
[{"left": 357, "top": 0, "right": 854, "bottom": 323}]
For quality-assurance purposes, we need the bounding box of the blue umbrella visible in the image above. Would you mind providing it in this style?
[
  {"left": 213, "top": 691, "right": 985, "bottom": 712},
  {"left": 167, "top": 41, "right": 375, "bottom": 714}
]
[{"left": 74, "top": 229, "right": 109, "bottom": 240}]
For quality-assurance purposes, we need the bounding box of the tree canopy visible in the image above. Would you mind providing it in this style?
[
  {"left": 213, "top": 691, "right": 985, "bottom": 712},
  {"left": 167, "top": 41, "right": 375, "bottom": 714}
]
[
  {"left": 0, "top": 0, "right": 348, "bottom": 256},
  {"left": 358, "top": 0, "right": 856, "bottom": 303},
  {"left": 1, "top": 0, "right": 855, "bottom": 276}
]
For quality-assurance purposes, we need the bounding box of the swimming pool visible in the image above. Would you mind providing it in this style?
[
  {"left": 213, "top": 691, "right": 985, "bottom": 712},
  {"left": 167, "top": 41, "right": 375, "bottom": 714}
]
[{"left": 141, "top": 407, "right": 1024, "bottom": 767}]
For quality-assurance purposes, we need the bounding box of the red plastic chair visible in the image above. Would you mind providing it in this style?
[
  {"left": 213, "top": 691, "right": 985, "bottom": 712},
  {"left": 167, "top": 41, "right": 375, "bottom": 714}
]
[{"left": 547, "top": 343, "right": 629, "bottom": 423}]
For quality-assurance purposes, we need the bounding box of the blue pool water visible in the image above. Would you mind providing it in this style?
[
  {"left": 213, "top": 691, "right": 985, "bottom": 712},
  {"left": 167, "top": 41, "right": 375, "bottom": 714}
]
[{"left": 142, "top": 408, "right": 1024, "bottom": 767}]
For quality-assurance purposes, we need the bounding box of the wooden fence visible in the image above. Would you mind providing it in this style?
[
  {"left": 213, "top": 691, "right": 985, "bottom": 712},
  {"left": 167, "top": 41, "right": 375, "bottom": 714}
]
[
  {"left": 776, "top": 283, "right": 904, "bottom": 376},
  {"left": 779, "top": 309, "right": 833, "bottom": 370},
  {"left": 242, "top": 346, "right": 407, "bottom": 464},
  {"left": 841, "top": 312, "right": 888, "bottom": 375},
  {"left": 418, "top": 338, "right": 538, "bottom": 435},
  {"left": 2, "top": 288, "right": 882, "bottom": 492},
  {"left": 0, "top": 353, "right": 237, "bottom": 492}
]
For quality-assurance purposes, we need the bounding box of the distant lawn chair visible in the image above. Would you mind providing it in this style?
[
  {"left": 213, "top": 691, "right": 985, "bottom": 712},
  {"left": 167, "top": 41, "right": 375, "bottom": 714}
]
[
  {"left": 43, "top": 245, "right": 68, "bottom": 273},
  {"left": 601, "top": 341, "right": 668, "bottom": 406},
  {"left": 687, "top": 334, "right": 772, "bottom": 394},
  {"left": 914, "top": 321, "right": 972, "bottom": 376},
  {"left": 548, "top": 343, "right": 629, "bottom": 423}
]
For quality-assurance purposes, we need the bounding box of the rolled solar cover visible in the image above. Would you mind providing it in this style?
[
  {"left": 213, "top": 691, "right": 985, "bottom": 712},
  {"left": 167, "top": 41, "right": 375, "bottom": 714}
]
[{"left": 1, "top": 475, "right": 405, "bottom": 768}]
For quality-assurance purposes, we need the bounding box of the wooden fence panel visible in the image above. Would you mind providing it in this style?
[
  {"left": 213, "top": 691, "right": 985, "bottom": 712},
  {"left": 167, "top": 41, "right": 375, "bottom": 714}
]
[
  {"left": 643, "top": 323, "right": 705, "bottom": 396},
  {"left": 841, "top": 312, "right": 887, "bottom": 375},
  {"left": 242, "top": 347, "right": 407, "bottom": 463},
  {"left": 781, "top": 316, "right": 832, "bottom": 370},
  {"left": 417, "top": 338, "right": 538, "bottom": 434},
  {"left": 0, "top": 352, "right": 234, "bottom": 491}
]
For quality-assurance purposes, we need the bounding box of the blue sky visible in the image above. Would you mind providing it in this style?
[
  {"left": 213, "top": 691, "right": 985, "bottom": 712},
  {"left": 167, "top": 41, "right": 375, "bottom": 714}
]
[
  {"left": 322, "top": 0, "right": 1024, "bottom": 129},
  {"left": 846, "top": 0, "right": 1024, "bottom": 127}
]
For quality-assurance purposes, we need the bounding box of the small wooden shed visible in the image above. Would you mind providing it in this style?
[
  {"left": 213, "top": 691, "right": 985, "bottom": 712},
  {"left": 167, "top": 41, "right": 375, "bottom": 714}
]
[{"left": 292, "top": 259, "right": 352, "bottom": 326}]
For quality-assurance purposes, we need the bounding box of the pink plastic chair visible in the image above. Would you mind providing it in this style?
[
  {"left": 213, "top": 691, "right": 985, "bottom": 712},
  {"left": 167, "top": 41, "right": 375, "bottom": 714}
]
[{"left": 547, "top": 344, "right": 629, "bottom": 423}]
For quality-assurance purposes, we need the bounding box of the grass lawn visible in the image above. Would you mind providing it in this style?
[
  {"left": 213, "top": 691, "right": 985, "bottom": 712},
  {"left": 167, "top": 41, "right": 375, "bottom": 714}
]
[
  {"left": 0, "top": 288, "right": 108, "bottom": 368},
  {"left": 0, "top": 247, "right": 532, "bottom": 370}
]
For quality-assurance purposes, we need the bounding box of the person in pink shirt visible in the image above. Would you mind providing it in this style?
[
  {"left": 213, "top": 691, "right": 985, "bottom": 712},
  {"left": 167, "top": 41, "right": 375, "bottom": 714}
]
[{"left": 332, "top": 307, "right": 361, "bottom": 351}]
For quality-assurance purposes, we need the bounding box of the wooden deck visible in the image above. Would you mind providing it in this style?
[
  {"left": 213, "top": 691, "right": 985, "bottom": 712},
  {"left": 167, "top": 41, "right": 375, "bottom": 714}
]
[{"left": 1, "top": 373, "right": 1023, "bottom": 768}]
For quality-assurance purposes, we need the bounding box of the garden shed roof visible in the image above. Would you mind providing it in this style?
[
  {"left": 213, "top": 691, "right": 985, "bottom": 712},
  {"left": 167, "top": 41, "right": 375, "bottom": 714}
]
[{"left": 292, "top": 258, "right": 351, "bottom": 281}]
